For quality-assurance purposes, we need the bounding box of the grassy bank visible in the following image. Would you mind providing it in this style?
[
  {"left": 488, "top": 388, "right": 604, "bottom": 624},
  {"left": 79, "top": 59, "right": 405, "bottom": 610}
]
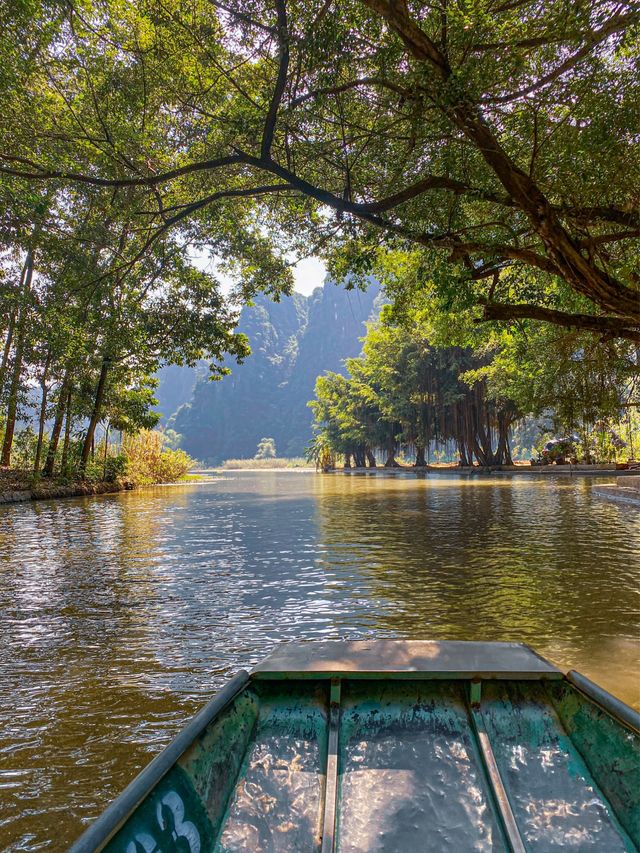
[{"left": 219, "top": 457, "right": 311, "bottom": 470}]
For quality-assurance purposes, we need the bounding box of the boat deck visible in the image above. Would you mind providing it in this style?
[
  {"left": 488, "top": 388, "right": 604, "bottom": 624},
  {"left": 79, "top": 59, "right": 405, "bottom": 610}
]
[
  {"left": 209, "top": 642, "right": 637, "bottom": 852},
  {"left": 70, "top": 641, "right": 640, "bottom": 853}
]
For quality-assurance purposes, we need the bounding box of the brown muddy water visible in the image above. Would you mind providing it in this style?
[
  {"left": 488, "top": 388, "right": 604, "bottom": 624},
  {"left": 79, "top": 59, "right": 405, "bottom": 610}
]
[{"left": 0, "top": 471, "right": 639, "bottom": 850}]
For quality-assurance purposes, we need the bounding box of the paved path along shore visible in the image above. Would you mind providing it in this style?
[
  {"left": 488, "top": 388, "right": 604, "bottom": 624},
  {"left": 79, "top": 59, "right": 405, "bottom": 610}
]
[{"left": 592, "top": 476, "right": 640, "bottom": 507}]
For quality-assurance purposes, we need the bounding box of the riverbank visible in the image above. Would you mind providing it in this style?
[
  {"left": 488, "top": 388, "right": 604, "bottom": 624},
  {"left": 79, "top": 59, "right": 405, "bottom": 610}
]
[
  {"left": 329, "top": 463, "right": 639, "bottom": 476},
  {"left": 3, "top": 464, "right": 637, "bottom": 504},
  {"left": 0, "top": 470, "right": 131, "bottom": 504},
  {"left": 0, "top": 470, "right": 205, "bottom": 504}
]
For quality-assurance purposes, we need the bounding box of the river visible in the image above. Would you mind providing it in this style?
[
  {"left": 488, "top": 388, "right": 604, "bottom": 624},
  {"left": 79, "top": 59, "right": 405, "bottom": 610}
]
[{"left": 1, "top": 471, "right": 639, "bottom": 850}]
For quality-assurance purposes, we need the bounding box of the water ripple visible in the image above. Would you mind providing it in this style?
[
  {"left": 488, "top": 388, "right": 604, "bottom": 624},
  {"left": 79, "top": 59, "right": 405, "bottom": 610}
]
[{"left": 0, "top": 472, "right": 638, "bottom": 850}]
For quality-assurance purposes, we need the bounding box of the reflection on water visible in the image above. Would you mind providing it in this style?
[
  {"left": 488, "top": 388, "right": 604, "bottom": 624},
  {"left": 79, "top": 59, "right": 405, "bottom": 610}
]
[{"left": 0, "top": 471, "right": 638, "bottom": 850}]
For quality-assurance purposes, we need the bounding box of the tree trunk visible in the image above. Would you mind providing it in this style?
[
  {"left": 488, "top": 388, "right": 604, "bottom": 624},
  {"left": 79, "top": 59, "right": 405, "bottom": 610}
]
[
  {"left": 102, "top": 422, "right": 110, "bottom": 479},
  {"left": 0, "top": 250, "right": 34, "bottom": 467},
  {"left": 495, "top": 409, "right": 514, "bottom": 466},
  {"left": 43, "top": 370, "right": 71, "bottom": 476},
  {"left": 80, "top": 357, "right": 110, "bottom": 474},
  {"left": 0, "top": 327, "right": 25, "bottom": 467},
  {"left": 60, "top": 390, "right": 73, "bottom": 476},
  {"left": 0, "top": 310, "right": 16, "bottom": 396},
  {"left": 343, "top": 453, "right": 352, "bottom": 468},
  {"left": 414, "top": 446, "right": 426, "bottom": 466},
  {"left": 353, "top": 447, "right": 366, "bottom": 467},
  {"left": 365, "top": 447, "right": 377, "bottom": 467},
  {"left": 0, "top": 251, "right": 32, "bottom": 396},
  {"left": 384, "top": 439, "right": 400, "bottom": 467},
  {"left": 33, "top": 350, "right": 52, "bottom": 473},
  {"left": 473, "top": 386, "right": 496, "bottom": 466}
]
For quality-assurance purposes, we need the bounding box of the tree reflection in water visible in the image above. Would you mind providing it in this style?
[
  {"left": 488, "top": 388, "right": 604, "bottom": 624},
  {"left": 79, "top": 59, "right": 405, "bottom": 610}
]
[{"left": 0, "top": 471, "right": 638, "bottom": 849}]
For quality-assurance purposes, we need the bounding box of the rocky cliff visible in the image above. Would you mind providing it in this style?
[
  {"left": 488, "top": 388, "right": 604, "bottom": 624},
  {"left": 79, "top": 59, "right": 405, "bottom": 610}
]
[{"left": 157, "top": 280, "right": 382, "bottom": 463}]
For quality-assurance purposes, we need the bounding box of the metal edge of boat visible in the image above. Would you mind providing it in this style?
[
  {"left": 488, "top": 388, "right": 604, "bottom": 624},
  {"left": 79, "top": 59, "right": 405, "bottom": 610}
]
[
  {"left": 566, "top": 669, "right": 640, "bottom": 733},
  {"left": 67, "top": 671, "right": 250, "bottom": 853},
  {"left": 66, "top": 640, "right": 640, "bottom": 853}
]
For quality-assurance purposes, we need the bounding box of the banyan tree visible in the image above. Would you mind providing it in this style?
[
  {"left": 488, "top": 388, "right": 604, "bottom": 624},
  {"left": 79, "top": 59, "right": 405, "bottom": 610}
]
[{"left": 310, "top": 324, "right": 519, "bottom": 467}]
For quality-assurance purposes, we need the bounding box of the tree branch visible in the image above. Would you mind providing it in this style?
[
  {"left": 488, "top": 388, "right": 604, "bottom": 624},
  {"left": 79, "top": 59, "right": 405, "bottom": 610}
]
[
  {"left": 162, "top": 183, "right": 294, "bottom": 226},
  {"left": 563, "top": 205, "right": 640, "bottom": 229},
  {"left": 0, "top": 153, "right": 245, "bottom": 187},
  {"left": 482, "top": 13, "right": 638, "bottom": 105},
  {"left": 90, "top": 184, "right": 296, "bottom": 286},
  {"left": 478, "top": 301, "right": 640, "bottom": 342},
  {"left": 450, "top": 242, "right": 562, "bottom": 276},
  {"left": 362, "top": 0, "right": 451, "bottom": 76},
  {"left": 358, "top": 175, "right": 510, "bottom": 212},
  {"left": 209, "top": 1, "right": 278, "bottom": 34},
  {"left": 471, "top": 34, "right": 575, "bottom": 52},
  {"left": 261, "top": 0, "right": 289, "bottom": 158},
  {"left": 577, "top": 228, "right": 640, "bottom": 248},
  {"left": 289, "top": 76, "right": 417, "bottom": 107}
]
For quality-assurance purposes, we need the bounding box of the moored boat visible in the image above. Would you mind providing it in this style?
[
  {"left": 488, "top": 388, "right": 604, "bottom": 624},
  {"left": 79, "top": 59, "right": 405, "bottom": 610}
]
[{"left": 69, "top": 640, "right": 639, "bottom": 852}]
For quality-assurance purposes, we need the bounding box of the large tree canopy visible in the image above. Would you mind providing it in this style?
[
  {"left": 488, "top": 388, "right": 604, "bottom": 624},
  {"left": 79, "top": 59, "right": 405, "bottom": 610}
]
[{"left": 1, "top": 0, "right": 639, "bottom": 337}]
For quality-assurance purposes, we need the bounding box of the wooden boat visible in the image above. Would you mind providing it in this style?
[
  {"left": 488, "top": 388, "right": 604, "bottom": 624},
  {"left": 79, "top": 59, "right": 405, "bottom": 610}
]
[{"left": 69, "top": 640, "right": 639, "bottom": 852}]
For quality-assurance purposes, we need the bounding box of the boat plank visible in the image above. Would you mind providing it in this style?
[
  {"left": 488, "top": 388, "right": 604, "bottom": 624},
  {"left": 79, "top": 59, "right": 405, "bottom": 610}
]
[
  {"left": 214, "top": 684, "right": 328, "bottom": 853},
  {"left": 320, "top": 679, "right": 341, "bottom": 853},
  {"left": 252, "top": 640, "right": 562, "bottom": 680},
  {"left": 469, "top": 702, "right": 526, "bottom": 853}
]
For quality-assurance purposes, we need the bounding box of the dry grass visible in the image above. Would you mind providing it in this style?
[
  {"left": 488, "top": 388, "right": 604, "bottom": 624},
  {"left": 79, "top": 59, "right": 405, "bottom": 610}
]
[
  {"left": 122, "top": 430, "right": 194, "bottom": 483},
  {"left": 220, "top": 457, "right": 311, "bottom": 470}
]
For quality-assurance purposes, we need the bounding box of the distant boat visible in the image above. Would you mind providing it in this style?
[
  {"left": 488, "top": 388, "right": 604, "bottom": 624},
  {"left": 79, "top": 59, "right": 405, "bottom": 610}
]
[{"left": 69, "top": 640, "right": 639, "bottom": 852}]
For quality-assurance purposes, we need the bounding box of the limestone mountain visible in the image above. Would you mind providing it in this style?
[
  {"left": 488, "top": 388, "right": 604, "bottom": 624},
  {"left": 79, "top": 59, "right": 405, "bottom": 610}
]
[{"left": 157, "top": 280, "right": 382, "bottom": 463}]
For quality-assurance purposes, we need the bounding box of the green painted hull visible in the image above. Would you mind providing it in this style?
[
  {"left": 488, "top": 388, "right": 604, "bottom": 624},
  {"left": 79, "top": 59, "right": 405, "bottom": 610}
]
[{"left": 69, "top": 642, "right": 640, "bottom": 852}]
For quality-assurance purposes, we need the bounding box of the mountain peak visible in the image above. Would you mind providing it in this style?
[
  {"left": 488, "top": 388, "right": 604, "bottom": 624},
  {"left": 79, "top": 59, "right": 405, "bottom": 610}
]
[{"left": 158, "top": 279, "right": 381, "bottom": 463}]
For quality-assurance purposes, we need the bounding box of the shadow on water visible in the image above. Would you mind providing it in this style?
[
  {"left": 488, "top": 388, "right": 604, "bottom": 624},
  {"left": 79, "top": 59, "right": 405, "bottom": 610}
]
[{"left": 0, "top": 471, "right": 638, "bottom": 850}]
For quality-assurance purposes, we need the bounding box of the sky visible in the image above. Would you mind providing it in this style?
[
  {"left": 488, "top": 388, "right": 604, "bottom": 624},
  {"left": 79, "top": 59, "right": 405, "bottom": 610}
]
[
  {"left": 190, "top": 248, "right": 327, "bottom": 296},
  {"left": 291, "top": 256, "right": 327, "bottom": 294}
]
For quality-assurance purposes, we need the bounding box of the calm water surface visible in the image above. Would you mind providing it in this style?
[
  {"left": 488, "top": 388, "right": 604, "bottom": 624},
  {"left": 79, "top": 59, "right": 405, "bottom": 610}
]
[{"left": 0, "top": 471, "right": 639, "bottom": 850}]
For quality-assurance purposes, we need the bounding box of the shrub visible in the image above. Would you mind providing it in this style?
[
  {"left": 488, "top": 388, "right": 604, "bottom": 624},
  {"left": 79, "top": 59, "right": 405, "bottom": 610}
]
[
  {"left": 103, "top": 454, "right": 128, "bottom": 482},
  {"left": 122, "top": 430, "right": 195, "bottom": 484},
  {"left": 154, "top": 448, "right": 194, "bottom": 482},
  {"left": 10, "top": 427, "right": 40, "bottom": 469},
  {"left": 305, "top": 436, "right": 335, "bottom": 470}
]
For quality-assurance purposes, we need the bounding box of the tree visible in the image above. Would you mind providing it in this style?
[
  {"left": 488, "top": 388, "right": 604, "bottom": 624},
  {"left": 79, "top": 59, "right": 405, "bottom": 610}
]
[
  {"left": 353, "top": 323, "right": 436, "bottom": 465},
  {"left": 160, "top": 428, "right": 183, "bottom": 451},
  {"left": 1, "top": 0, "right": 638, "bottom": 339},
  {"left": 0, "top": 181, "right": 254, "bottom": 475},
  {"left": 467, "top": 324, "right": 639, "bottom": 460},
  {"left": 312, "top": 314, "right": 523, "bottom": 466},
  {"left": 255, "top": 437, "right": 277, "bottom": 459}
]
